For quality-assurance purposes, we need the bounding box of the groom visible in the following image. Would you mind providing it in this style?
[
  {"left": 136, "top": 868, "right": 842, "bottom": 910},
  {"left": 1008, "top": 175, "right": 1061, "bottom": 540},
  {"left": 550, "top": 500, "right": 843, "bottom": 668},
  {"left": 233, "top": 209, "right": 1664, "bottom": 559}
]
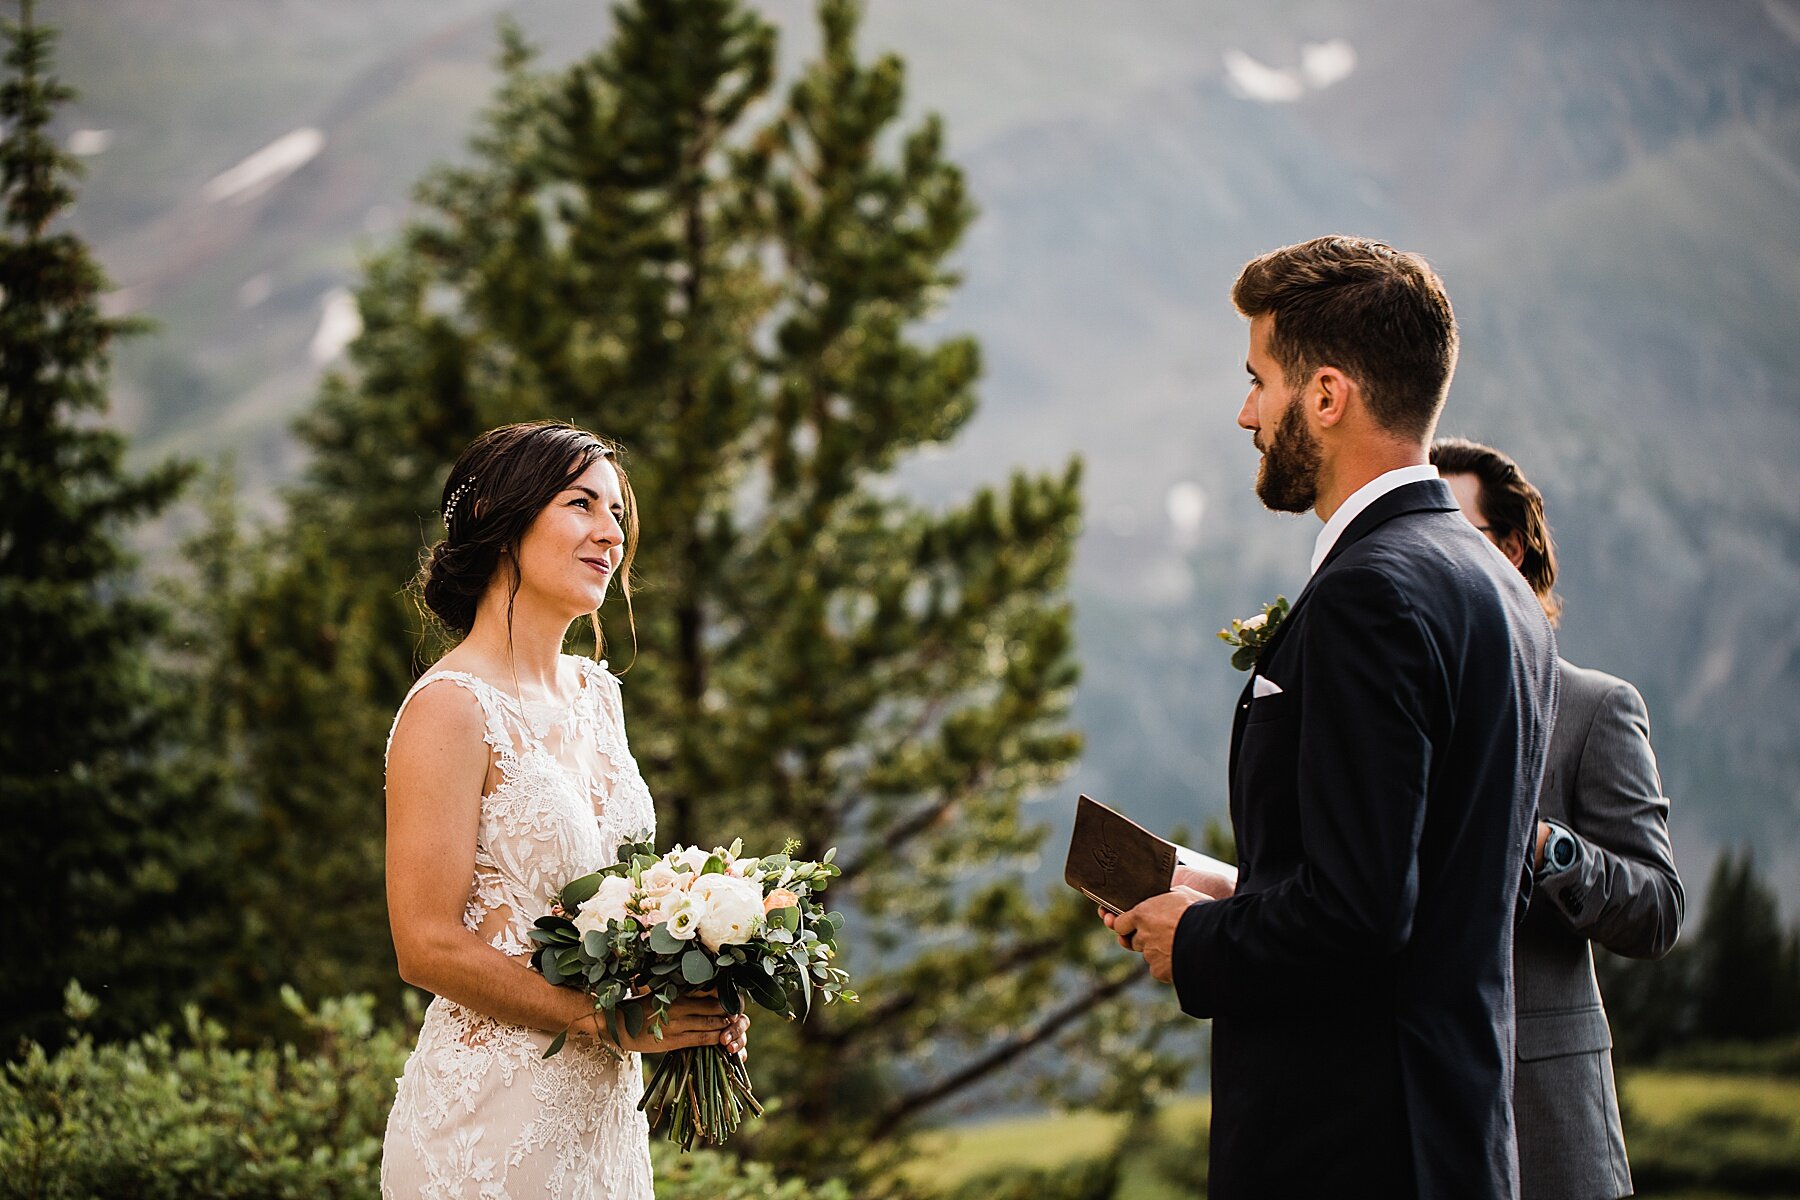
[{"left": 1110, "top": 237, "right": 1558, "bottom": 1198}]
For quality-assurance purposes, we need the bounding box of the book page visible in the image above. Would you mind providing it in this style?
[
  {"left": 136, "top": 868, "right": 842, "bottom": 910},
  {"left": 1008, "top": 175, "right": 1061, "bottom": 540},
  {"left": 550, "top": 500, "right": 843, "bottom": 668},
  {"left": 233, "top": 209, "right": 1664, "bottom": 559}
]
[{"left": 1173, "top": 841, "right": 1239, "bottom": 883}]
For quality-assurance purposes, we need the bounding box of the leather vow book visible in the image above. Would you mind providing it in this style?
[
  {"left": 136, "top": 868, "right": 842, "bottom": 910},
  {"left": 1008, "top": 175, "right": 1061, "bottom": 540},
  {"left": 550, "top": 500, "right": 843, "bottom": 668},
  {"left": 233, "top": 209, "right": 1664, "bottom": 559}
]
[{"left": 1064, "top": 794, "right": 1177, "bottom": 915}]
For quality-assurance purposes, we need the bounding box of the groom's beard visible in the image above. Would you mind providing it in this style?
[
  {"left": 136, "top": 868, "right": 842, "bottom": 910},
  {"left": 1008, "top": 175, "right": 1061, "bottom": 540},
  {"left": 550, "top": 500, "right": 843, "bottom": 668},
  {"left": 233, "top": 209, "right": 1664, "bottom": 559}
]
[{"left": 1255, "top": 396, "right": 1323, "bottom": 514}]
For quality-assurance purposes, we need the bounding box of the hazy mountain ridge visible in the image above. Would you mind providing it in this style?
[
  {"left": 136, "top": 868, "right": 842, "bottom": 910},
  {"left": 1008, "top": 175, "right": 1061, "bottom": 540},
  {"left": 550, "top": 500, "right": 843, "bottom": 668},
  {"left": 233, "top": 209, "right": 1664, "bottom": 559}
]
[
  {"left": 1441, "top": 109, "right": 1800, "bottom": 873},
  {"left": 52, "top": 0, "right": 1800, "bottom": 897}
]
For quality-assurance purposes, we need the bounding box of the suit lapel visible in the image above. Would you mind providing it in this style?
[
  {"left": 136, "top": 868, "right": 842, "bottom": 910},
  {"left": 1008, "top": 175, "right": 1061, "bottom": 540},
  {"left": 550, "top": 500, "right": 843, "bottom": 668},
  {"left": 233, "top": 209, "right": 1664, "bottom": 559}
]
[
  {"left": 1227, "top": 671, "right": 1255, "bottom": 790},
  {"left": 1226, "top": 479, "right": 1460, "bottom": 804}
]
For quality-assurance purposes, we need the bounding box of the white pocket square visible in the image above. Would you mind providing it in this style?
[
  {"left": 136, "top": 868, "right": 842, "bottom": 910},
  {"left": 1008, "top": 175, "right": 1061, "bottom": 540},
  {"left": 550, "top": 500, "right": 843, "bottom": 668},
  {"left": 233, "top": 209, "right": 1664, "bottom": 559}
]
[{"left": 1253, "top": 675, "right": 1284, "bottom": 698}]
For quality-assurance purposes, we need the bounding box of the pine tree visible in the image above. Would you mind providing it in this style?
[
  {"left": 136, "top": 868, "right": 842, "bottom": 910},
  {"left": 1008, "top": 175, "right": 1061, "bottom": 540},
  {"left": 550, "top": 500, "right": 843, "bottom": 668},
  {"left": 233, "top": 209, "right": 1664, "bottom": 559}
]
[
  {"left": 1692, "top": 848, "right": 1800, "bottom": 1042},
  {"left": 1595, "top": 943, "right": 1693, "bottom": 1063},
  {"left": 230, "top": 0, "right": 1184, "bottom": 1170},
  {"left": 0, "top": 0, "right": 232, "bottom": 1051},
  {"left": 179, "top": 472, "right": 397, "bottom": 1029}
]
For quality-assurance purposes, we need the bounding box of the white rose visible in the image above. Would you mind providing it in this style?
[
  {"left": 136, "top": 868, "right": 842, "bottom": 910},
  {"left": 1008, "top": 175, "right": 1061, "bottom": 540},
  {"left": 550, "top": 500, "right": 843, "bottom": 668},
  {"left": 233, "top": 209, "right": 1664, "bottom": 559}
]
[
  {"left": 572, "top": 875, "right": 635, "bottom": 937},
  {"left": 690, "top": 874, "right": 765, "bottom": 952},
  {"left": 642, "top": 861, "right": 684, "bottom": 891},
  {"left": 662, "top": 894, "right": 701, "bottom": 942},
  {"left": 1240, "top": 612, "right": 1268, "bottom": 632},
  {"left": 727, "top": 856, "right": 761, "bottom": 878},
  {"left": 637, "top": 861, "right": 686, "bottom": 920},
  {"left": 670, "top": 845, "right": 713, "bottom": 876}
]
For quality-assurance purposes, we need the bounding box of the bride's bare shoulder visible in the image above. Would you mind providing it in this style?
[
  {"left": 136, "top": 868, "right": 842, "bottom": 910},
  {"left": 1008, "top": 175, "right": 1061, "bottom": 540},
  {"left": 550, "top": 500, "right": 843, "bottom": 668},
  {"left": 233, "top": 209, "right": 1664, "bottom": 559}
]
[{"left": 389, "top": 673, "right": 489, "bottom": 768}]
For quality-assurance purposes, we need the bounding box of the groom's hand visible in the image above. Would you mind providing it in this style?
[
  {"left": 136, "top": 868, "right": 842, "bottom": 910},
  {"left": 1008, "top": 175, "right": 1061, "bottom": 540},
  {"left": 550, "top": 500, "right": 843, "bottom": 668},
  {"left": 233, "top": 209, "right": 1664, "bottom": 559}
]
[
  {"left": 1107, "top": 886, "right": 1210, "bottom": 984},
  {"left": 1172, "top": 862, "right": 1237, "bottom": 900}
]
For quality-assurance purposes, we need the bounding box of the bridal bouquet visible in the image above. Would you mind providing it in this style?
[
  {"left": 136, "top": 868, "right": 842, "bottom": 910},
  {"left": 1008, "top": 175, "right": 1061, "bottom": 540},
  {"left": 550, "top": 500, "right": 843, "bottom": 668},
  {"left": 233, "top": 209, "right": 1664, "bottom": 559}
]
[{"left": 530, "top": 838, "right": 857, "bottom": 1149}]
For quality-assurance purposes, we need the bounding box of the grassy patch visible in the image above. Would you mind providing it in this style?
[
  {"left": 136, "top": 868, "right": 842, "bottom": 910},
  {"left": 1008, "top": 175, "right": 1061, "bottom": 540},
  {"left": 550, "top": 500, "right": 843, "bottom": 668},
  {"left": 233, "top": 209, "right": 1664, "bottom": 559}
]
[
  {"left": 1623, "top": 1070, "right": 1800, "bottom": 1196},
  {"left": 1625, "top": 1070, "right": 1800, "bottom": 1126},
  {"left": 902, "top": 1097, "right": 1210, "bottom": 1193},
  {"left": 899, "top": 1073, "right": 1800, "bottom": 1198}
]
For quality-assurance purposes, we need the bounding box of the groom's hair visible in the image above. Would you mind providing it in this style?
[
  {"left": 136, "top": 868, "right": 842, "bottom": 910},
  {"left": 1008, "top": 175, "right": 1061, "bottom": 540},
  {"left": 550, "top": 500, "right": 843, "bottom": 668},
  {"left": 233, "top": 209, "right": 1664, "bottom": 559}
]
[
  {"left": 1430, "top": 436, "right": 1563, "bottom": 625},
  {"left": 1232, "top": 236, "right": 1457, "bottom": 440}
]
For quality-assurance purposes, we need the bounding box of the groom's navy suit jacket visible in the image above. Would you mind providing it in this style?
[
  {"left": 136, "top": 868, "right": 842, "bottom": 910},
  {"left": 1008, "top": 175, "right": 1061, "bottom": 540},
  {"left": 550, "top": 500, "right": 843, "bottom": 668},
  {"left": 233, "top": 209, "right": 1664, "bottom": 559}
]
[{"left": 1173, "top": 479, "right": 1558, "bottom": 1200}]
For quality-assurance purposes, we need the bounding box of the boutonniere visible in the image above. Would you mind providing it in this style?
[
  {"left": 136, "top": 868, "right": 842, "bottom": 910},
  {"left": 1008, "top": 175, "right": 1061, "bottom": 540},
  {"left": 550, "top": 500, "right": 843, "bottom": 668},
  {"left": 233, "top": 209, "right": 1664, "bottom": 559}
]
[{"left": 1218, "top": 595, "right": 1290, "bottom": 672}]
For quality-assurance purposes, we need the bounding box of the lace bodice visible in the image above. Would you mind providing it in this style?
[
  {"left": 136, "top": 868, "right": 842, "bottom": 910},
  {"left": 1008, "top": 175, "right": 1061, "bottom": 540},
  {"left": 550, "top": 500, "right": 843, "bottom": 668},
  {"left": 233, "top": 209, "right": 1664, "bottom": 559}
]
[{"left": 381, "top": 655, "right": 657, "bottom": 1200}]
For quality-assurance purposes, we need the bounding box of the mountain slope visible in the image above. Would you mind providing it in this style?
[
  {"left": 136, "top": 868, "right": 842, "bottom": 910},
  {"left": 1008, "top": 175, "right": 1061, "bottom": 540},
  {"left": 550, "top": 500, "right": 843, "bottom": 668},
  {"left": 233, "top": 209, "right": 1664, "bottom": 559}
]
[{"left": 53, "top": 0, "right": 1800, "bottom": 898}]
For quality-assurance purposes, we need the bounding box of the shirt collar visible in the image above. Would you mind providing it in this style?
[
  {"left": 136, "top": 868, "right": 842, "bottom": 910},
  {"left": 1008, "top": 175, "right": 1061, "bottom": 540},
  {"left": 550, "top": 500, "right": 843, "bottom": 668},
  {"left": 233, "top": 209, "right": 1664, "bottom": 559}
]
[{"left": 1309, "top": 463, "right": 1441, "bottom": 576}]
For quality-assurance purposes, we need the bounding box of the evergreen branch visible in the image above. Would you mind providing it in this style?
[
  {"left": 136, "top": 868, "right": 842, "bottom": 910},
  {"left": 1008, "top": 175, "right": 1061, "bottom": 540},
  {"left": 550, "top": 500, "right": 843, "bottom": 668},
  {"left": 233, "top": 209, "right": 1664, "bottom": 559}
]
[
  {"left": 829, "top": 673, "right": 993, "bottom": 872},
  {"left": 815, "top": 933, "right": 1065, "bottom": 1047},
  {"left": 837, "top": 759, "right": 992, "bottom": 886},
  {"left": 870, "top": 963, "right": 1145, "bottom": 1134},
  {"left": 835, "top": 792, "right": 955, "bottom": 883}
]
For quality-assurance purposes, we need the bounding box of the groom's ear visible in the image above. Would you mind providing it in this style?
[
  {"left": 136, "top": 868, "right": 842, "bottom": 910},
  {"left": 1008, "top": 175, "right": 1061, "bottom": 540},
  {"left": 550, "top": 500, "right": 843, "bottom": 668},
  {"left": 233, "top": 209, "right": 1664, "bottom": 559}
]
[{"left": 1310, "top": 366, "right": 1357, "bottom": 429}]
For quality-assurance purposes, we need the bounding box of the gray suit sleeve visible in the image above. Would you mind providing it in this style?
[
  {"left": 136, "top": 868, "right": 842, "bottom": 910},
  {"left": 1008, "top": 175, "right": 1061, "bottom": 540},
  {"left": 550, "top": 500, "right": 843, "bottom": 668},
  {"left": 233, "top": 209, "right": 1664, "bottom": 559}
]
[{"left": 1535, "top": 680, "right": 1685, "bottom": 959}]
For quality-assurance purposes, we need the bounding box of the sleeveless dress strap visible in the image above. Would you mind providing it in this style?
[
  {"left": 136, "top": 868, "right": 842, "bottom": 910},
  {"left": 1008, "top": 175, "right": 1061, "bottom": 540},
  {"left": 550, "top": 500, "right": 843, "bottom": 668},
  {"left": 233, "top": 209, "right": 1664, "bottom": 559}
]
[{"left": 384, "top": 670, "right": 529, "bottom": 769}]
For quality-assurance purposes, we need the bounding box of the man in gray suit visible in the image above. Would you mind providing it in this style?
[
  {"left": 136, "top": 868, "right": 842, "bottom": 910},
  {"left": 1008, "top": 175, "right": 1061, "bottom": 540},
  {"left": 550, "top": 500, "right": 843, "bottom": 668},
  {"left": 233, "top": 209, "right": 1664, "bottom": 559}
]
[{"left": 1433, "top": 437, "right": 1686, "bottom": 1200}]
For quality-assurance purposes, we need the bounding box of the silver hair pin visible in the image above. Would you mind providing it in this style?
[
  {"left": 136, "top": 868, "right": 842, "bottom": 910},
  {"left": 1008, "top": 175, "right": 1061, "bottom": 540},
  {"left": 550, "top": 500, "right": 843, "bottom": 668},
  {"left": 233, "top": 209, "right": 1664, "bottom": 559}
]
[{"left": 443, "top": 475, "right": 478, "bottom": 531}]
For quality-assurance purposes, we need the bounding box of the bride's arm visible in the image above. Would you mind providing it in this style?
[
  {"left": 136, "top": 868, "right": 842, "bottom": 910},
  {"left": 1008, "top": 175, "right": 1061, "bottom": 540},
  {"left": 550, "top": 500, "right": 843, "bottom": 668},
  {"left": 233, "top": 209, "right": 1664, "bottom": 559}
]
[{"left": 386, "top": 681, "right": 740, "bottom": 1053}]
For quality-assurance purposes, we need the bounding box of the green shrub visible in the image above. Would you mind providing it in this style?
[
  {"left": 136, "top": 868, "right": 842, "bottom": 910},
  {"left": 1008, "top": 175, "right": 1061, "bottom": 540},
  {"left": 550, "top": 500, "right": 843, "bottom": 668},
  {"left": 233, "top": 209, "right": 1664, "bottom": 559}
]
[
  {"left": 942, "top": 1156, "right": 1120, "bottom": 1200},
  {"left": 1626, "top": 1094, "right": 1800, "bottom": 1195},
  {"left": 0, "top": 987, "right": 847, "bottom": 1200},
  {"left": 655, "top": 1151, "right": 851, "bottom": 1200},
  {"left": 1657, "top": 1036, "right": 1800, "bottom": 1079},
  {"left": 0, "top": 989, "right": 403, "bottom": 1199}
]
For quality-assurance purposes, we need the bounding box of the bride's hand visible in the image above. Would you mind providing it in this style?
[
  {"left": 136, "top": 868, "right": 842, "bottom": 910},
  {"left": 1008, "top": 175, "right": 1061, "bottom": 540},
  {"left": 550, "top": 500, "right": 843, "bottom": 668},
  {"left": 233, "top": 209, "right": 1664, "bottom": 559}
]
[{"left": 580, "top": 996, "right": 750, "bottom": 1056}]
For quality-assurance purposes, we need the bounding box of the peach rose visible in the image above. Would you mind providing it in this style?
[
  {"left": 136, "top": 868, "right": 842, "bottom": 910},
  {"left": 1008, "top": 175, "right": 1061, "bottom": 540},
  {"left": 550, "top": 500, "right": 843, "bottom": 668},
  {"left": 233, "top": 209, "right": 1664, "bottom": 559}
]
[{"left": 763, "top": 888, "right": 800, "bottom": 914}]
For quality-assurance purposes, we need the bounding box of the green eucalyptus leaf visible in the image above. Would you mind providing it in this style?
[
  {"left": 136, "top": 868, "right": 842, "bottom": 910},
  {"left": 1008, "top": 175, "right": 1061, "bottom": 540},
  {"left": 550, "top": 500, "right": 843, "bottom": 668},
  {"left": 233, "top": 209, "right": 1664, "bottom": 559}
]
[
  {"left": 558, "top": 873, "right": 605, "bottom": 910},
  {"left": 681, "top": 949, "right": 716, "bottom": 985}
]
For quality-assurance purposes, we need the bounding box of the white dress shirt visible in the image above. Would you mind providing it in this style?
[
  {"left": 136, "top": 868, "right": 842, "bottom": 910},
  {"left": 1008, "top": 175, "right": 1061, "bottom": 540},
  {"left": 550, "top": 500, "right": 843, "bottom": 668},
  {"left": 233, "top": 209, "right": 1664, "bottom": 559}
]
[{"left": 1308, "top": 463, "right": 1441, "bottom": 576}]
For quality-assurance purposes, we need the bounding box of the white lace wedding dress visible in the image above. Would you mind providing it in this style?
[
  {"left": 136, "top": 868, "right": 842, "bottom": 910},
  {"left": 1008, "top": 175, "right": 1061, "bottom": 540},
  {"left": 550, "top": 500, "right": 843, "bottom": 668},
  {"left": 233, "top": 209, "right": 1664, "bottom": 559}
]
[{"left": 381, "top": 655, "right": 657, "bottom": 1200}]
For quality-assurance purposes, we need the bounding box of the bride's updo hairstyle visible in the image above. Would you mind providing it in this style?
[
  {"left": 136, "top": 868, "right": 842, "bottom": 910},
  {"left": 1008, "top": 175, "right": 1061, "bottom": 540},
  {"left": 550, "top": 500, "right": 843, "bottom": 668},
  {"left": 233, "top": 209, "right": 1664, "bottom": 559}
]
[{"left": 420, "top": 421, "right": 638, "bottom": 650}]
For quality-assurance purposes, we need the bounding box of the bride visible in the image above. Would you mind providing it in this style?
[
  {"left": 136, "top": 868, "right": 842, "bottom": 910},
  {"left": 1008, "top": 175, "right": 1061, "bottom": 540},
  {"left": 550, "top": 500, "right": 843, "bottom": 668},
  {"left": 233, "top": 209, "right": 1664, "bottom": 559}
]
[{"left": 381, "top": 421, "right": 748, "bottom": 1199}]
